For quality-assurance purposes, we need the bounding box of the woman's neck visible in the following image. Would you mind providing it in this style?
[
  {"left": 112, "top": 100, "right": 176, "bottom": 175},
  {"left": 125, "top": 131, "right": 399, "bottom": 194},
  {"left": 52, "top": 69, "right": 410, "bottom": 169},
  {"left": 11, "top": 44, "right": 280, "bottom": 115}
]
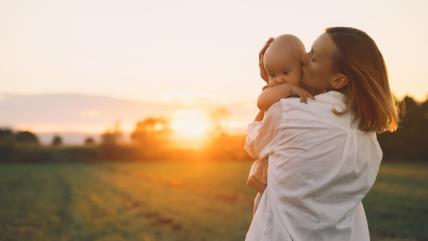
[{"left": 301, "top": 82, "right": 328, "bottom": 96}]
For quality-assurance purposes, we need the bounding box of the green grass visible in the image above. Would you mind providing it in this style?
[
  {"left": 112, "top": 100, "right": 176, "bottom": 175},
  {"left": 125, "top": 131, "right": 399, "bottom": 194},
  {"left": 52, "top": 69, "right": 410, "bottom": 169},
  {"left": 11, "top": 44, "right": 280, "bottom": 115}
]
[
  {"left": 364, "top": 162, "right": 428, "bottom": 241},
  {"left": 0, "top": 161, "right": 426, "bottom": 241}
]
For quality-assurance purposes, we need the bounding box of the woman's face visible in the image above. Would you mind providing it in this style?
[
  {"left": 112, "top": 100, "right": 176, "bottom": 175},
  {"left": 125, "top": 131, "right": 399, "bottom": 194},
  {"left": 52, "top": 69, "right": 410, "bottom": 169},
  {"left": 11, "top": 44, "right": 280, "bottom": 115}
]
[{"left": 301, "top": 33, "right": 338, "bottom": 94}]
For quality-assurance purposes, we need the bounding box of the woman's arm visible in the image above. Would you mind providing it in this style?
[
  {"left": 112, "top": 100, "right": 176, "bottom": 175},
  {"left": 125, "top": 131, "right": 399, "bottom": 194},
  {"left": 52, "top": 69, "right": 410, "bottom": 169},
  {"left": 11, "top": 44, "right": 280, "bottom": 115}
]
[{"left": 257, "top": 84, "right": 315, "bottom": 111}]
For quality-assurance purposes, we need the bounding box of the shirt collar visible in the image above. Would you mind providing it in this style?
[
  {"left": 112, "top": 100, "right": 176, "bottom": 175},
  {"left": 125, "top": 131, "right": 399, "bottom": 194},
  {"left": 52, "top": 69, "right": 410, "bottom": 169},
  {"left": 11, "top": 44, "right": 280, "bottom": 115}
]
[{"left": 315, "top": 90, "right": 346, "bottom": 106}]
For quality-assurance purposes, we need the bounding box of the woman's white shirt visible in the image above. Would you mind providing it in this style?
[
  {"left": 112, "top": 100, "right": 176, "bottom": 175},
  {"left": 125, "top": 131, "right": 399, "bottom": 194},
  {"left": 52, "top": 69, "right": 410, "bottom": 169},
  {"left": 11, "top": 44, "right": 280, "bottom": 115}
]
[{"left": 244, "top": 90, "right": 382, "bottom": 241}]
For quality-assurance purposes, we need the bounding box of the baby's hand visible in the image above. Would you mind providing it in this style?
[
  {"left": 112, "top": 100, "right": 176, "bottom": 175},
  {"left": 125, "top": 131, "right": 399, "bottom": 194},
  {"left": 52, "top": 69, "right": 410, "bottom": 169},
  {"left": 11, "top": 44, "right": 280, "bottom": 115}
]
[{"left": 289, "top": 85, "right": 315, "bottom": 104}]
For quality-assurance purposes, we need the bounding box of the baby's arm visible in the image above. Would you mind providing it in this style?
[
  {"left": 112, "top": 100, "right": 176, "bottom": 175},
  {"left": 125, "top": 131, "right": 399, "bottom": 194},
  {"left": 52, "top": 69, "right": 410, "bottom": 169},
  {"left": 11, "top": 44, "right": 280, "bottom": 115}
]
[{"left": 257, "top": 83, "right": 314, "bottom": 111}]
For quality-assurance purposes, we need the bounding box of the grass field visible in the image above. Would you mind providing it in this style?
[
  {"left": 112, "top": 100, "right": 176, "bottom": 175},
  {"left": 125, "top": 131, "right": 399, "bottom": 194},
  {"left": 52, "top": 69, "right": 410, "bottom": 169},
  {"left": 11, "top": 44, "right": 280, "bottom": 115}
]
[{"left": 0, "top": 160, "right": 426, "bottom": 241}]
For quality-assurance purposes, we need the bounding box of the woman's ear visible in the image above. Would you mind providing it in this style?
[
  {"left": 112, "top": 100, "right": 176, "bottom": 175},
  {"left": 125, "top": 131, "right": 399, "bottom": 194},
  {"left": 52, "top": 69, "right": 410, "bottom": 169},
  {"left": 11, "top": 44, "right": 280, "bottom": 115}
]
[{"left": 330, "top": 73, "right": 349, "bottom": 90}]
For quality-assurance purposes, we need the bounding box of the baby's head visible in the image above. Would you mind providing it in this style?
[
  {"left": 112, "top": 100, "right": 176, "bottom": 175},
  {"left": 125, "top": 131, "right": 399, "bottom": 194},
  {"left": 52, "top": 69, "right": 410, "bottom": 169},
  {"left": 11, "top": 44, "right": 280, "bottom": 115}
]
[{"left": 263, "top": 34, "right": 306, "bottom": 87}]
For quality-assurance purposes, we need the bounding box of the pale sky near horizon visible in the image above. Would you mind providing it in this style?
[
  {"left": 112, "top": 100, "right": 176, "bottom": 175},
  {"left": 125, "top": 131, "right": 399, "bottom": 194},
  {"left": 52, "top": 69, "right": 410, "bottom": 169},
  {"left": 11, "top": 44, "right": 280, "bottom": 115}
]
[{"left": 1, "top": 0, "right": 427, "bottom": 105}]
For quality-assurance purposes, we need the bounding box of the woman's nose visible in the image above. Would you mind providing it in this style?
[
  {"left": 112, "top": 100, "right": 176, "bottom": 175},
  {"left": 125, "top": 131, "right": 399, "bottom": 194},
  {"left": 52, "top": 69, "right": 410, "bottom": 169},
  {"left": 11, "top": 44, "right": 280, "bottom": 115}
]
[{"left": 300, "top": 53, "right": 309, "bottom": 66}]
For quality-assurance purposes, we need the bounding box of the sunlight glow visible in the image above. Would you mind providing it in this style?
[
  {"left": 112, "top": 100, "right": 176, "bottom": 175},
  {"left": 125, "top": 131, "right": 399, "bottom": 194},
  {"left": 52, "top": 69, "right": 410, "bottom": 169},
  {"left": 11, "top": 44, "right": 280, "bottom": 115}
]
[{"left": 170, "top": 109, "right": 211, "bottom": 141}]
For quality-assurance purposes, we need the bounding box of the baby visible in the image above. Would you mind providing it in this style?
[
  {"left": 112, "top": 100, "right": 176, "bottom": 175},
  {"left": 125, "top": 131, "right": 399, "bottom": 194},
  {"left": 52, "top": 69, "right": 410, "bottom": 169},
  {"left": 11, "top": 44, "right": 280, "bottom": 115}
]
[{"left": 250, "top": 34, "right": 314, "bottom": 217}]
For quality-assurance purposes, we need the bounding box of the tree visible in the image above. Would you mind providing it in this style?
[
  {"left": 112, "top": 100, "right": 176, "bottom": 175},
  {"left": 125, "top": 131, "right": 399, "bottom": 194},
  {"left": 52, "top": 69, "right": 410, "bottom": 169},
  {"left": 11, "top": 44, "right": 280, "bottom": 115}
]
[
  {"left": 0, "top": 128, "right": 15, "bottom": 144},
  {"left": 101, "top": 121, "right": 123, "bottom": 146},
  {"left": 51, "top": 135, "right": 63, "bottom": 147},
  {"left": 378, "top": 95, "right": 428, "bottom": 161},
  {"left": 209, "top": 106, "right": 231, "bottom": 138},
  {"left": 15, "top": 131, "right": 39, "bottom": 146},
  {"left": 130, "top": 117, "right": 172, "bottom": 150},
  {"left": 99, "top": 121, "right": 127, "bottom": 160},
  {"left": 84, "top": 137, "right": 96, "bottom": 146},
  {"left": 0, "top": 128, "right": 16, "bottom": 162}
]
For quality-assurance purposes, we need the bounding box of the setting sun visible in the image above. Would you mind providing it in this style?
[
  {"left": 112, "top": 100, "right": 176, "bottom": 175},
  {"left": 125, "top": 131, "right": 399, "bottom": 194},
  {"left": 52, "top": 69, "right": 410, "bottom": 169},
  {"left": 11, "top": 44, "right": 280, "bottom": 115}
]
[{"left": 170, "top": 109, "right": 211, "bottom": 143}]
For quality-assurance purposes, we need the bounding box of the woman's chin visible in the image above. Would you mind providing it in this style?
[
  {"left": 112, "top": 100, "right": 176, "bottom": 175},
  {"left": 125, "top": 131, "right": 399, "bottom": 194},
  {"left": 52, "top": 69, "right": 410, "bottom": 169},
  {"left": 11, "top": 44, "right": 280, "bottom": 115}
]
[
  {"left": 301, "top": 81, "right": 322, "bottom": 96},
  {"left": 301, "top": 79, "right": 311, "bottom": 90}
]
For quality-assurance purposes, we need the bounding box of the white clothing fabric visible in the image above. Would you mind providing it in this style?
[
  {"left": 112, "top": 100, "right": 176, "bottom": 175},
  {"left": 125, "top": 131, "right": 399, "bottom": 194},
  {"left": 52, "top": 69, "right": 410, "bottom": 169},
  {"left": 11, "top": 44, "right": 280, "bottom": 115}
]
[{"left": 243, "top": 90, "right": 382, "bottom": 241}]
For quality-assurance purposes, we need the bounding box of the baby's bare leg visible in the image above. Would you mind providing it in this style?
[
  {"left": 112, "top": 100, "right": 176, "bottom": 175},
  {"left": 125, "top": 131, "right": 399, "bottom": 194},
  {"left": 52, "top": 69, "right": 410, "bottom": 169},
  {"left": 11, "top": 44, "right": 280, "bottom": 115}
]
[{"left": 253, "top": 191, "right": 263, "bottom": 217}]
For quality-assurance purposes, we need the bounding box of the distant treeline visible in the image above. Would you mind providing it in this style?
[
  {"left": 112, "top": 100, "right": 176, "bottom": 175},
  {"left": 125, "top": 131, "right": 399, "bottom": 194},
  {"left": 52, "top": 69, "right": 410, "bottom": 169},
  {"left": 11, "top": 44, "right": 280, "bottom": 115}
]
[
  {"left": 0, "top": 117, "right": 249, "bottom": 163},
  {"left": 377, "top": 96, "right": 428, "bottom": 161},
  {"left": 0, "top": 95, "right": 427, "bottom": 163}
]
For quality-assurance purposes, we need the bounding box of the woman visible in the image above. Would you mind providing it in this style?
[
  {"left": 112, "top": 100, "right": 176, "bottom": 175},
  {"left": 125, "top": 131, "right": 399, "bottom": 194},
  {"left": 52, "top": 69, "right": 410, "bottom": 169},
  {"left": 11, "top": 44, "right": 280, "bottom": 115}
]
[{"left": 244, "top": 27, "right": 398, "bottom": 241}]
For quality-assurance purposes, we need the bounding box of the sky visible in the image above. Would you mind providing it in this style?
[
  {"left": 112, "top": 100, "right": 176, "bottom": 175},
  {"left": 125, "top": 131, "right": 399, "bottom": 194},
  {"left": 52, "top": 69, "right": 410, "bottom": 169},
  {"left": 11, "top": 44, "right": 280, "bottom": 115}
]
[{"left": 1, "top": 0, "right": 427, "bottom": 126}]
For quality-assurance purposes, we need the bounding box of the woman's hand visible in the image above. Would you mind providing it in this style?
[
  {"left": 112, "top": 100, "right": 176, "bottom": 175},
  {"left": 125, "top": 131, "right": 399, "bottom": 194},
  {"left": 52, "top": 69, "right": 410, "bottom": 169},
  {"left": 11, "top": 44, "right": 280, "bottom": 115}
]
[
  {"left": 247, "top": 157, "right": 268, "bottom": 192},
  {"left": 259, "top": 37, "right": 274, "bottom": 83}
]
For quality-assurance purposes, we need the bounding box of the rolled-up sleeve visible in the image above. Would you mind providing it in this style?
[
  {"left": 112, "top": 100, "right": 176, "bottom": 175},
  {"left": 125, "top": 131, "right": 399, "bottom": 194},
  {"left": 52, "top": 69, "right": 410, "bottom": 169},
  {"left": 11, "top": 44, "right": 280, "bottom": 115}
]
[{"left": 243, "top": 102, "right": 283, "bottom": 160}]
